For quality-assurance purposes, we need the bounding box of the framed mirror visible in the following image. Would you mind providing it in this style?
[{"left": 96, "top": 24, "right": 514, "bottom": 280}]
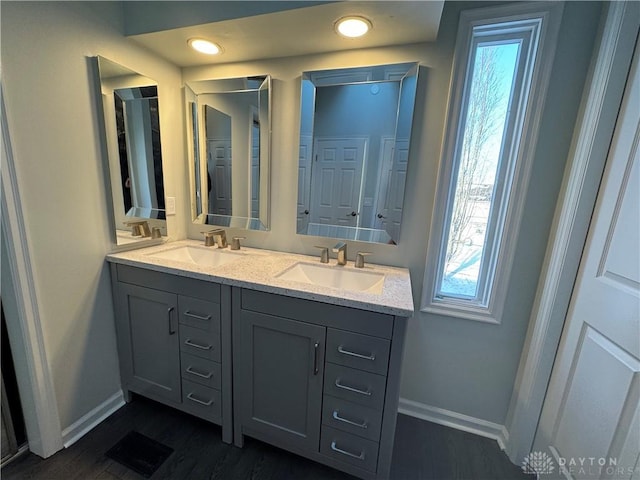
[
  {"left": 185, "top": 75, "right": 271, "bottom": 231},
  {"left": 94, "top": 56, "right": 167, "bottom": 247},
  {"left": 297, "top": 63, "right": 419, "bottom": 244}
]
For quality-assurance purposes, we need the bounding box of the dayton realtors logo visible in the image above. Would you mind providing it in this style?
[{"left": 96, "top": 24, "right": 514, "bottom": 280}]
[
  {"left": 523, "top": 451, "right": 637, "bottom": 477},
  {"left": 522, "top": 451, "right": 555, "bottom": 475}
]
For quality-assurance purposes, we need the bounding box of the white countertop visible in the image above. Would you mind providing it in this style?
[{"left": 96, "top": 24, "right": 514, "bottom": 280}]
[{"left": 106, "top": 240, "right": 414, "bottom": 316}]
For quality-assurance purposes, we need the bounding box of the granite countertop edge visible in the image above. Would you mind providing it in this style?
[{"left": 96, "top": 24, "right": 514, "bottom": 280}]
[{"left": 106, "top": 240, "right": 414, "bottom": 317}]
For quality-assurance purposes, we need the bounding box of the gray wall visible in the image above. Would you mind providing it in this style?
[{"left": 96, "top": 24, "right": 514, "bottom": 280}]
[{"left": 1, "top": 1, "right": 185, "bottom": 433}]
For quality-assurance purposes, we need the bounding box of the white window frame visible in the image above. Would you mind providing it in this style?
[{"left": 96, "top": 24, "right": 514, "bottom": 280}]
[{"left": 421, "top": 2, "right": 563, "bottom": 324}]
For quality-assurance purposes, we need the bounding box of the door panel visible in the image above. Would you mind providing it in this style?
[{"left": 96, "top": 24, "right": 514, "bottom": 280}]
[
  {"left": 535, "top": 44, "right": 640, "bottom": 479},
  {"left": 121, "top": 284, "right": 181, "bottom": 403},
  {"left": 208, "top": 139, "right": 232, "bottom": 215},
  {"left": 297, "top": 135, "right": 313, "bottom": 232},
  {"left": 310, "top": 137, "right": 366, "bottom": 226},
  {"left": 238, "top": 310, "right": 325, "bottom": 452}
]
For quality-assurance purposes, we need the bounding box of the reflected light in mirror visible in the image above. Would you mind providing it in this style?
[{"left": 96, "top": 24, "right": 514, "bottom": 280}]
[
  {"left": 188, "top": 38, "right": 222, "bottom": 55},
  {"left": 335, "top": 16, "right": 372, "bottom": 38}
]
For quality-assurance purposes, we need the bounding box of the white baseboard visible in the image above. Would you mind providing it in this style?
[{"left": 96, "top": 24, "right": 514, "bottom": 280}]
[
  {"left": 398, "top": 398, "right": 510, "bottom": 451},
  {"left": 61, "top": 391, "right": 125, "bottom": 448}
]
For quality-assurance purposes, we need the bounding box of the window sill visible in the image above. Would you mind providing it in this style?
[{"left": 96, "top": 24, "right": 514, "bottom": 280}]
[{"left": 420, "top": 301, "right": 501, "bottom": 324}]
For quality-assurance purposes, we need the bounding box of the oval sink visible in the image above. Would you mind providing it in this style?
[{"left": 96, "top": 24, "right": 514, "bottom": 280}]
[
  {"left": 276, "top": 262, "right": 385, "bottom": 294},
  {"left": 147, "top": 245, "right": 242, "bottom": 268}
]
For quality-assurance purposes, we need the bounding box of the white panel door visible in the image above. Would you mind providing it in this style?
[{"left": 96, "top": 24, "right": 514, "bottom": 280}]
[
  {"left": 310, "top": 137, "right": 366, "bottom": 226},
  {"left": 297, "top": 134, "right": 313, "bottom": 232},
  {"left": 534, "top": 46, "right": 640, "bottom": 480},
  {"left": 208, "top": 139, "right": 232, "bottom": 216},
  {"left": 376, "top": 139, "right": 409, "bottom": 242}
]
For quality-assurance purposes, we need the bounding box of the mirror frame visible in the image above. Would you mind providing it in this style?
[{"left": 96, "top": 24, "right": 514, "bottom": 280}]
[
  {"left": 296, "top": 62, "right": 420, "bottom": 245},
  {"left": 93, "top": 55, "right": 168, "bottom": 249},
  {"left": 185, "top": 75, "right": 272, "bottom": 232}
]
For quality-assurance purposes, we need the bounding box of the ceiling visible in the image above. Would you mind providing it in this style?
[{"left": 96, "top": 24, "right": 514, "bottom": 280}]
[{"left": 127, "top": 1, "right": 444, "bottom": 67}]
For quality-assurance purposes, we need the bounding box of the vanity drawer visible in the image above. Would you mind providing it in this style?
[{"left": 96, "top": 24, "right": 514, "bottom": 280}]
[
  {"left": 324, "top": 363, "right": 386, "bottom": 411},
  {"left": 180, "top": 352, "right": 221, "bottom": 389},
  {"left": 326, "top": 329, "right": 390, "bottom": 375},
  {"left": 320, "top": 425, "right": 379, "bottom": 473},
  {"left": 181, "top": 379, "right": 221, "bottom": 423},
  {"left": 322, "top": 395, "right": 382, "bottom": 442},
  {"left": 179, "top": 324, "right": 220, "bottom": 362},
  {"left": 178, "top": 296, "right": 220, "bottom": 332}
]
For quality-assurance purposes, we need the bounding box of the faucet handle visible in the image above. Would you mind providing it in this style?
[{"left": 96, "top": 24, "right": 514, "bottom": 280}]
[
  {"left": 355, "top": 252, "right": 372, "bottom": 268},
  {"left": 314, "top": 245, "right": 330, "bottom": 264},
  {"left": 231, "top": 236, "right": 246, "bottom": 251}
]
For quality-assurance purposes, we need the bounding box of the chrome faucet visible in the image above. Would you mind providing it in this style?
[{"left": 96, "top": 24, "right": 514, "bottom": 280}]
[{"left": 333, "top": 242, "right": 347, "bottom": 266}]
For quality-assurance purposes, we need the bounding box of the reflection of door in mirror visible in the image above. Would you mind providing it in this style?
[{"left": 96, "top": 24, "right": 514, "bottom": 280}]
[
  {"left": 375, "top": 139, "right": 409, "bottom": 242},
  {"left": 309, "top": 137, "right": 367, "bottom": 227},
  {"left": 205, "top": 106, "right": 233, "bottom": 218},
  {"left": 297, "top": 134, "right": 313, "bottom": 233},
  {"left": 296, "top": 63, "right": 419, "bottom": 244}
]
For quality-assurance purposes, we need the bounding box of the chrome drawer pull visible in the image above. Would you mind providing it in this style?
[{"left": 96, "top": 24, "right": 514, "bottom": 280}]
[
  {"left": 186, "top": 393, "right": 213, "bottom": 406},
  {"left": 184, "top": 339, "right": 212, "bottom": 350},
  {"left": 334, "top": 379, "right": 372, "bottom": 396},
  {"left": 337, "top": 345, "right": 375, "bottom": 361},
  {"left": 184, "top": 311, "right": 211, "bottom": 321},
  {"left": 185, "top": 366, "right": 213, "bottom": 379},
  {"left": 330, "top": 441, "right": 365, "bottom": 460},
  {"left": 332, "top": 411, "right": 368, "bottom": 429}
]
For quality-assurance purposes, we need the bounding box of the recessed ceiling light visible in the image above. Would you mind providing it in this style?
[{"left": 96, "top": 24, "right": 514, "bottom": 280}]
[
  {"left": 188, "top": 38, "right": 222, "bottom": 55},
  {"left": 335, "top": 16, "right": 372, "bottom": 38}
]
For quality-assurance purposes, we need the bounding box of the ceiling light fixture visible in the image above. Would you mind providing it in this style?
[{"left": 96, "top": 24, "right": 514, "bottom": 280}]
[
  {"left": 335, "top": 16, "right": 372, "bottom": 38},
  {"left": 188, "top": 38, "right": 222, "bottom": 55}
]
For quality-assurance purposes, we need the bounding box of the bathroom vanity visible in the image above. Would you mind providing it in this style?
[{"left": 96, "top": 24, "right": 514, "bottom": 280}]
[{"left": 107, "top": 240, "right": 413, "bottom": 480}]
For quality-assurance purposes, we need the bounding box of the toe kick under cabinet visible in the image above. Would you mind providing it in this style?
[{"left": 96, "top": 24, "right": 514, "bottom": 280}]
[
  {"left": 109, "top": 264, "right": 233, "bottom": 443},
  {"left": 233, "top": 288, "right": 408, "bottom": 480}
]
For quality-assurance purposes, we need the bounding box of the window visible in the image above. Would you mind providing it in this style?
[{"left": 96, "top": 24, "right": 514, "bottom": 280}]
[{"left": 422, "top": 3, "right": 562, "bottom": 323}]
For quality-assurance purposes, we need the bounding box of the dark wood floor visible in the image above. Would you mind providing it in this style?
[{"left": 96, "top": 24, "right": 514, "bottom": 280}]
[{"left": 2, "top": 396, "right": 531, "bottom": 480}]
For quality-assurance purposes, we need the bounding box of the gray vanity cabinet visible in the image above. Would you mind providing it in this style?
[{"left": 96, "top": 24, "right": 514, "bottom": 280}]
[
  {"left": 109, "top": 263, "right": 233, "bottom": 443},
  {"left": 236, "top": 310, "right": 325, "bottom": 452},
  {"left": 115, "top": 284, "right": 181, "bottom": 403},
  {"left": 232, "top": 288, "right": 407, "bottom": 480}
]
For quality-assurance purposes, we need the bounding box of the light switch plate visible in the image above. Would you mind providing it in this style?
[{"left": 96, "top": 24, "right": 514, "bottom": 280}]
[{"left": 166, "top": 197, "right": 176, "bottom": 216}]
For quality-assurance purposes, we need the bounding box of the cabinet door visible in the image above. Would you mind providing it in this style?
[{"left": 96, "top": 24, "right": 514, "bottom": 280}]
[
  {"left": 117, "top": 284, "right": 181, "bottom": 403},
  {"left": 238, "top": 310, "right": 325, "bottom": 452}
]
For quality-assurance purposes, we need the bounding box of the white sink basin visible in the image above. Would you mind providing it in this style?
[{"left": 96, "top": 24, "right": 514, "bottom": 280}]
[
  {"left": 276, "top": 262, "right": 385, "bottom": 294},
  {"left": 147, "top": 245, "right": 242, "bottom": 268}
]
